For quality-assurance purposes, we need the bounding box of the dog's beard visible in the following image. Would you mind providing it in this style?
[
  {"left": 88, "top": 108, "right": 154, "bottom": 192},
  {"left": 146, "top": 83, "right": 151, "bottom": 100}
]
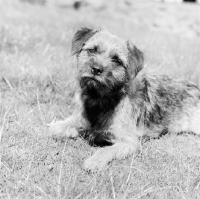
[
  {"left": 80, "top": 75, "right": 126, "bottom": 98},
  {"left": 80, "top": 76, "right": 99, "bottom": 88},
  {"left": 80, "top": 76, "right": 108, "bottom": 96}
]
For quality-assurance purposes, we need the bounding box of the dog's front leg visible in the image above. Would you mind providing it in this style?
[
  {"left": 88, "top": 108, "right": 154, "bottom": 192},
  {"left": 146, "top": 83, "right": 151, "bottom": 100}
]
[
  {"left": 49, "top": 95, "right": 87, "bottom": 138},
  {"left": 84, "top": 135, "right": 139, "bottom": 172},
  {"left": 48, "top": 114, "right": 80, "bottom": 138}
]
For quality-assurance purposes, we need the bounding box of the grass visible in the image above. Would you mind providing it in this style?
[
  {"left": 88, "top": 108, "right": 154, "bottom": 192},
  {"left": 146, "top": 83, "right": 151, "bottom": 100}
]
[{"left": 0, "top": 0, "right": 200, "bottom": 198}]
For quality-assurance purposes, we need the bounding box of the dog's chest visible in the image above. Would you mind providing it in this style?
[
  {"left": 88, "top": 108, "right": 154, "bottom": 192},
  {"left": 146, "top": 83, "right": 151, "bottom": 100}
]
[{"left": 83, "top": 97, "right": 116, "bottom": 130}]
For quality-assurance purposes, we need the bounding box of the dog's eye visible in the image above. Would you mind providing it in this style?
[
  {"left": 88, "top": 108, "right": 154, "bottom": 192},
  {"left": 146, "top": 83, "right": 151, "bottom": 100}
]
[
  {"left": 111, "top": 55, "right": 123, "bottom": 66},
  {"left": 87, "top": 47, "right": 97, "bottom": 54}
]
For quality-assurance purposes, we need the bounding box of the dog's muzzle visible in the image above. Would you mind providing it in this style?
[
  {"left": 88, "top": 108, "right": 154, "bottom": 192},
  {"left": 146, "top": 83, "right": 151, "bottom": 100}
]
[
  {"left": 91, "top": 65, "right": 103, "bottom": 76},
  {"left": 80, "top": 76, "right": 99, "bottom": 89}
]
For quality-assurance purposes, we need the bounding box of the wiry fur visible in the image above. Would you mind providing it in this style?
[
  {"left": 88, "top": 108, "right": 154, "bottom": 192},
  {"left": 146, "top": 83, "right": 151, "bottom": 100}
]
[{"left": 49, "top": 28, "right": 200, "bottom": 172}]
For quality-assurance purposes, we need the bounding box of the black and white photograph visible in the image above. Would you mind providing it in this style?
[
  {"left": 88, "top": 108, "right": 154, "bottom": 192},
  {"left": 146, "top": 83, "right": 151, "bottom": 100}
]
[{"left": 0, "top": 0, "right": 200, "bottom": 198}]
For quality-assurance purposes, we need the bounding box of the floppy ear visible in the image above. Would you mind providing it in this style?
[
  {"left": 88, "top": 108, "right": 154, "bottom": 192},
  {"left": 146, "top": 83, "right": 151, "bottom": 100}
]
[
  {"left": 127, "top": 41, "right": 144, "bottom": 79},
  {"left": 71, "top": 28, "right": 99, "bottom": 55}
]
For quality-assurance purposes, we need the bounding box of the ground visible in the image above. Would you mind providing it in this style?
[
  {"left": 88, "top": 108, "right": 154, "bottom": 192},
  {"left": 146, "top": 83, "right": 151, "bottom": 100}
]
[{"left": 0, "top": 0, "right": 200, "bottom": 198}]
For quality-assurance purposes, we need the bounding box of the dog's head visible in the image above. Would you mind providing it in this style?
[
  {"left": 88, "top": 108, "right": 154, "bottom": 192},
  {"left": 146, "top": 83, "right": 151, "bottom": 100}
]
[{"left": 71, "top": 28, "right": 144, "bottom": 96}]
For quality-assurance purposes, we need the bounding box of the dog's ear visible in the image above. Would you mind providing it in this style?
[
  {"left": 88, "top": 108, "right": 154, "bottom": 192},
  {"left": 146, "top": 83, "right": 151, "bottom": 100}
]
[
  {"left": 71, "top": 28, "right": 99, "bottom": 55},
  {"left": 127, "top": 41, "right": 144, "bottom": 79}
]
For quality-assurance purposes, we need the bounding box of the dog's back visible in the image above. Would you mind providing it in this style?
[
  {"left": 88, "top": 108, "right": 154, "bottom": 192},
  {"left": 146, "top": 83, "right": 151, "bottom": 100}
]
[{"left": 130, "top": 74, "right": 200, "bottom": 137}]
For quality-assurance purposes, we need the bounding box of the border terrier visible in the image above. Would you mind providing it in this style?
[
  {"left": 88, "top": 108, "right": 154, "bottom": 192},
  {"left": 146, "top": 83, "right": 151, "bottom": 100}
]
[{"left": 49, "top": 28, "right": 200, "bottom": 172}]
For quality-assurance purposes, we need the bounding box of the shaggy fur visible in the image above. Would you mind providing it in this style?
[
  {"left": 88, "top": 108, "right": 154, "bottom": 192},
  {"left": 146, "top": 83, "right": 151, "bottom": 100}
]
[{"left": 49, "top": 28, "right": 200, "bottom": 171}]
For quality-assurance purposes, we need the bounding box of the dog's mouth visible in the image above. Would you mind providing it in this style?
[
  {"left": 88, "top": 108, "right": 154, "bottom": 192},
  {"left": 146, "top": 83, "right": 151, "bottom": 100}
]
[
  {"left": 80, "top": 76, "right": 100, "bottom": 89},
  {"left": 79, "top": 74, "right": 126, "bottom": 98},
  {"left": 79, "top": 75, "right": 110, "bottom": 97}
]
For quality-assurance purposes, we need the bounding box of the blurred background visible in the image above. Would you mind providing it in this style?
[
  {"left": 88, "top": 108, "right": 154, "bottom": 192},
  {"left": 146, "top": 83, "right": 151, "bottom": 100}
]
[{"left": 0, "top": 0, "right": 199, "bottom": 82}]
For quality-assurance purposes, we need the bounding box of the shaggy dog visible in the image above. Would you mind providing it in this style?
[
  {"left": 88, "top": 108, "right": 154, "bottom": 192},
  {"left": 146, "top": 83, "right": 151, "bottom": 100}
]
[{"left": 49, "top": 28, "right": 200, "bottom": 171}]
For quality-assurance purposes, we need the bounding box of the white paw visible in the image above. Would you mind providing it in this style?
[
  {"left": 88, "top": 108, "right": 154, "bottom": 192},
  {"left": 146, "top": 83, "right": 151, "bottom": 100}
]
[
  {"left": 48, "top": 120, "right": 78, "bottom": 138},
  {"left": 84, "top": 151, "right": 109, "bottom": 172}
]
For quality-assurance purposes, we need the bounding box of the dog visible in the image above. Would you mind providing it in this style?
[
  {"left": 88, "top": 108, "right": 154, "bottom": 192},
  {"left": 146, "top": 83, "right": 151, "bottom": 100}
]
[{"left": 49, "top": 28, "right": 200, "bottom": 172}]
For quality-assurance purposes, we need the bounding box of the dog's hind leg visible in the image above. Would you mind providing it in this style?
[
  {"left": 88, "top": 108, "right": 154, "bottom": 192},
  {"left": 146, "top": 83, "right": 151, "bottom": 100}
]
[
  {"left": 188, "top": 103, "right": 200, "bottom": 135},
  {"left": 168, "top": 102, "right": 200, "bottom": 136}
]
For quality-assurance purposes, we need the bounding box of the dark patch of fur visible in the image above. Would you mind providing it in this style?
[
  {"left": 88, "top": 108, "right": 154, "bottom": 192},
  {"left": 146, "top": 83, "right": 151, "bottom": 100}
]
[
  {"left": 80, "top": 74, "right": 126, "bottom": 132},
  {"left": 81, "top": 88, "right": 124, "bottom": 130},
  {"left": 144, "top": 104, "right": 166, "bottom": 129},
  {"left": 133, "top": 78, "right": 166, "bottom": 129},
  {"left": 141, "top": 78, "right": 150, "bottom": 102},
  {"left": 79, "top": 129, "right": 114, "bottom": 147},
  {"left": 71, "top": 28, "right": 99, "bottom": 55}
]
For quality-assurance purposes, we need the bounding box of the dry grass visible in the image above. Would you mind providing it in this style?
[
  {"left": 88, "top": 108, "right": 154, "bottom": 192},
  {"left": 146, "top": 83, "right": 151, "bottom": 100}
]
[{"left": 0, "top": 0, "right": 200, "bottom": 198}]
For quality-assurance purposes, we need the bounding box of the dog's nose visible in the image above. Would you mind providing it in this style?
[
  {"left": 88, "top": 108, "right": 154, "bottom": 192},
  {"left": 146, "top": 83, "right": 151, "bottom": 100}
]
[{"left": 91, "top": 66, "right": 103, "bottom": 76}]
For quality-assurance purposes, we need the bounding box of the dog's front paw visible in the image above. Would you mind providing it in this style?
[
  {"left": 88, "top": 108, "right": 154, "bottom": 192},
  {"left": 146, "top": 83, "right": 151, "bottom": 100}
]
[
  {"left": 84, "top": 149, "right": 109, "bottom": 172},
  {"left": 84, "top": 156, "right": 107, "bottom": 172},
  {"left": 48, "top": 120, "right": 78, "bottom": 138}
]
